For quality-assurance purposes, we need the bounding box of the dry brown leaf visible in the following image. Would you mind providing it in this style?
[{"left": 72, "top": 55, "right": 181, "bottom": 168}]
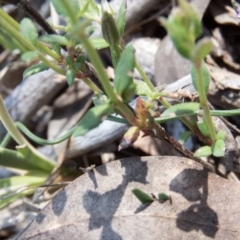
[{"left": 17, "top": 156, "right": 240, "bottom": 239}]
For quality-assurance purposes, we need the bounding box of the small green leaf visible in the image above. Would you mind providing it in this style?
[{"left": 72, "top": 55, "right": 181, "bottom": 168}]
[
  {"left": 89, "top": 38, "right": 109, "bottom": 49},
  {"left": 162, "top": 102, "right": 200, "bottom": 117},
  {"left": 117, "top": 0, "right": 127, "bottom": 37},
  {"left": 191, "top": 38, "right": 213, "bottom": 63},
  {"left": 51, "top": 43, "right": 62, "bottom": 56},
  {"left": 197, "top": 117, "right": 210, "bottom": 137},
  {"left": 212, "top": 139, "right": 225, "bottom": 157},
  {"left": 158, "top": 192, "right": 169, "bottom": 202},
  {"left": 216, "top": 130, "right": 226, "bottom": 140},
  {"left": 114, "top": 44, "right": 135, "bottom": 98},
  {"left": 73, "top": 104, "right": 111, "bottom": 136},
  {"left": 20, "top": 18, "right": 38, "bottom": 46},
  {"left": 21, "top": 50, "right": 39, "bottom": 63},
  {"left": 134, "top": 80, "right": 152, "bottom": 97},
  {"left": 178, "top": 131, "right": 191, "bottom": 145},
  {"left": 102, "top": 11, "right": 120, "bottom": 46},
  {"left": 79, "top": 0, "right": 100, "bottom": 21},
  {"left": 66, "top": 69, "right": 75, "bottom": 86},
  {"left": 132, "top": 188, "right": 154, "bottom": 204},
  {"left": 23, "top": 63, "right": 49, "bottom": 78},
  {"left": 40, "top": 34, "right": 69, "bottom": 46},
  {"left": 194, "top": 146, "right": 212, "bottom": 157},
  {"left": 191, "top": 61, "right": 210, "bottom": 94},
  {"left": 119, "top": 126, "right": 140, "bottom": 150}
]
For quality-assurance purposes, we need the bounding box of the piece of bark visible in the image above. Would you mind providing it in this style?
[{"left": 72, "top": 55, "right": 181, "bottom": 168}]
[{"left": 17, "top": 156, "right": 240, "bottom": 240}]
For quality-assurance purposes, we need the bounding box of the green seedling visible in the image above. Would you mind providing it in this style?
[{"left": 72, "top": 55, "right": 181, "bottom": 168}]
[
  {"left": 158, "top": 192, "right": 170, "bottom": 203},
  {"left": 132, "top": 188, "right": 154, "bottom": 204}
]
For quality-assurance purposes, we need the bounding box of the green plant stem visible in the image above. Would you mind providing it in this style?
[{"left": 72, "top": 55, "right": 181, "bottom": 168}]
[
  {"left": 134, "top": 61, "right": 198, "bottom": 131},
  {"left": 0, "top": 8, "right": 60, "bottom": 61},
  {"left": 195, "top": 62, "right": 217, "bottom": 142},
  {"left": 0, "top": 96, "right": 55, "bottom": 170},
  {"left": 0, "top": 14, "right": 64, "bottom": 75},
  {"left": 83, "top": 78, "right": 102, "bottom": 93},
  {"left": 135, "top": 61, "right": 155, "bottom": 92},
  {"left": 76, "top": 26, "right": 139, "bottom": 126},
  {"left": 15, "top": 122, "right": 75, "bottom": 145},
  {"left": 0, "top": 133, "right": 11, "bottom": 148}
]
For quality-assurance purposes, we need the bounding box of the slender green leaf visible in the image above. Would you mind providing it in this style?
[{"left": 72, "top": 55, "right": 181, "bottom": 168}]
[
  {"left": 132, "top": 188, "right": 154, "bottom": 204},
  {"left": 194, "top": 146, "right": 212, "bottom": 157},
  {"left": 40, "top": 34, "right": 69, "bottom": 46},
  {"left": 20, "top": 18, "right": 38, "bottom": 46},
  {"left": 114, "top": 44, "right": 135, "bottom": 99},
  {"left": 134, "top": 80, "right": 152, "bottom": 97},
  {"left": 117, "top": 0, "right": 127, "bottom": 37},
  {"left": 191, "top": 61, "right": 210, "bottom": 94},
  {"left": 23, "top": 63, "right": 49, "bottom": 78},
  {"left": 162, "top": 102, "right": 200, "bottom": 117},
  {"left": 66, "top": 69, "right": 75, "bottom": 86},
  {"left": 89, "top": 38, "right": 109, "bottom": 50},
  {"left": 212, "top": 139, "right": 225, "bottom": 157},
  {"left": 73, "top": 104, "right": 111, "bottom": 136}
]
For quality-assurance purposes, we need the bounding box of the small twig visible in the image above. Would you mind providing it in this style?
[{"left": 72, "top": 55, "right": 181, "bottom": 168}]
[
  {"left": 19, "top": 0, "right": 57, "bottom": 34},
  {"left": 153, "top": 123, "right": 215, "bottom": 172}
]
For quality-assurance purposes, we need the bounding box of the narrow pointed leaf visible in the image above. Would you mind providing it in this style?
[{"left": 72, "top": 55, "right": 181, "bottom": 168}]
[{"left": 73, "top": 104, "right": 111, "bottom": 137}]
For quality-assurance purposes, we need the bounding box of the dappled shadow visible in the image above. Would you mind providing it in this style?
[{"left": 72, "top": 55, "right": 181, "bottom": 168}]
[
  {"left": 170, "top": 168, "right": 218, "bottom": 238},
  {"left": 83, "top": 157, "right": 149, "bottom": 240},
  {"left": 51, "top": 189, "right": 67, "bottom": 216}
]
